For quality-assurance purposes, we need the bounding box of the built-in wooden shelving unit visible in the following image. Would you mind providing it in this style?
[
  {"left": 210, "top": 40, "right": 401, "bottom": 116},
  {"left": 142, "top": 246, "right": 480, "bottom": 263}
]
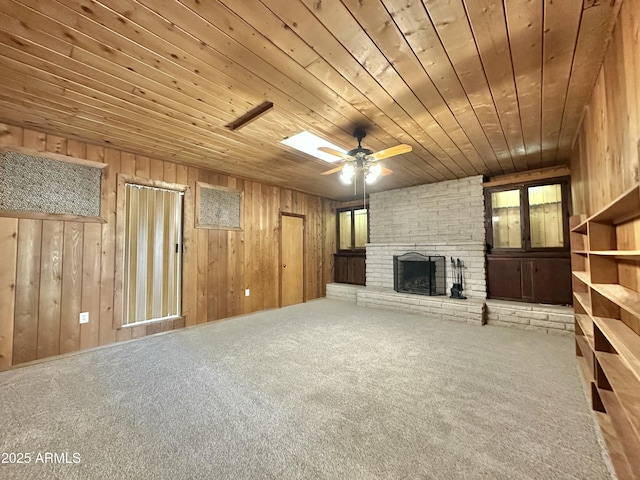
[{"left": 571, "top": 184, "right": 640, "bottom": 480}]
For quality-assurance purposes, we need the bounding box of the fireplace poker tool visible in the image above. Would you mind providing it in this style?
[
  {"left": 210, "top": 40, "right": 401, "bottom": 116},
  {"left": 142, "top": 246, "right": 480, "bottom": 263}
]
[{"left": 450, "top": 257, "right": 467, "bottom": 300}]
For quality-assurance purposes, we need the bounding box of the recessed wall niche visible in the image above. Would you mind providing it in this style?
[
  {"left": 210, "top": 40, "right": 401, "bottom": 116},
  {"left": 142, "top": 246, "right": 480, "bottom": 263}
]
[
  {"left": 0, "top": 148, "right": 106, "bottom": 222},
  {"left": 195, "top": 182, "right": 243, "bottom": 230}
]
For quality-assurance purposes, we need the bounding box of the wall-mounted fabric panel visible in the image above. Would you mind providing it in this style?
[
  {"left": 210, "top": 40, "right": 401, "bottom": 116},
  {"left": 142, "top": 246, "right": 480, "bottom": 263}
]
[
  {"left": 197, "top": 182, "right": 242, "bottom": 230},
  {"left": 0, "top": 150, "right": 102, "bottom": 217}
]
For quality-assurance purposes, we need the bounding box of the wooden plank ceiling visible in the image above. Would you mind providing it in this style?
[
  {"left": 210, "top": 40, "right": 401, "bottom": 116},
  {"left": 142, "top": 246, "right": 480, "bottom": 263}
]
[{"left": 0, "top": 0, "right": 622, "bottom": 200}]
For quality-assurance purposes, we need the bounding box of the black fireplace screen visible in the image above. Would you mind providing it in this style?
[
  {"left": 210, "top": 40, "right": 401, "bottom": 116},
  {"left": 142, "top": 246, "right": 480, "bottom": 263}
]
[{"left": 393, "top": 253, "right": 445, "bottom": 296}]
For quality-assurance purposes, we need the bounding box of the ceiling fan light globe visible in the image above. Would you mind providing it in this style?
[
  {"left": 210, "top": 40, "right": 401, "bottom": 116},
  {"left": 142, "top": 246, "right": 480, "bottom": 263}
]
[
  {"left": 340, "top": 164, "right": 355, "bottom": 184},
  {"left": 365, "top": 163, "right": 382, "bottom": 184}
]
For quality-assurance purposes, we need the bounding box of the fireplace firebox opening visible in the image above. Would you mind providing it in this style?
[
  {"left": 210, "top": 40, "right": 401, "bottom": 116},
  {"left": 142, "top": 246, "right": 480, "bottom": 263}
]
[{"left": 393, "top": 253, "right": 445, "bottom": 296}]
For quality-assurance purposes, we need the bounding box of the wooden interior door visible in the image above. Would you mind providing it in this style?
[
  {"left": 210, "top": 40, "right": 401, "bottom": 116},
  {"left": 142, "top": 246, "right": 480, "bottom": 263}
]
[{"left": 281, "top": 214, "right": 304, "bottom": 307}]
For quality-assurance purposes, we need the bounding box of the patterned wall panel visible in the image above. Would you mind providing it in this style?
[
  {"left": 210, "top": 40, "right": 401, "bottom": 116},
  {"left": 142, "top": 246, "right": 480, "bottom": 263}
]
[
  {"left": 0, "top": 150, "right": 102, "bottom": 217},
  {"left": 197, "top": 183, "right": 242, "bottom": 229}
]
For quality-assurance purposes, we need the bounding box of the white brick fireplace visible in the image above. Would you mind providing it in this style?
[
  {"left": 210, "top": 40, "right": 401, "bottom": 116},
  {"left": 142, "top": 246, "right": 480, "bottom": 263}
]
[
  {"left": 327, "top": 175, "right": 574, "bottom": 332},
  {"left": 367, "top": 176, "right": 487, "bottom": 299}
]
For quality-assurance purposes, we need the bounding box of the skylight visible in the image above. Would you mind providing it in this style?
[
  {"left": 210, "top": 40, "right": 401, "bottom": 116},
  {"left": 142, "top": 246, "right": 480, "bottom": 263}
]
[{"left": 281, "top": 131, "right": 346, "bottom": 163}]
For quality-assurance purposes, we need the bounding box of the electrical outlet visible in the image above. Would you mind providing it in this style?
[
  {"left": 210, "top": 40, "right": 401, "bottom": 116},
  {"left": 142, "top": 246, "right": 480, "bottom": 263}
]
[
  {"left": 245, "top": 288, "right": 250, "bottom": 297},
  {"left": 79, "top": 312, "right": 89, "bottom": 324}
]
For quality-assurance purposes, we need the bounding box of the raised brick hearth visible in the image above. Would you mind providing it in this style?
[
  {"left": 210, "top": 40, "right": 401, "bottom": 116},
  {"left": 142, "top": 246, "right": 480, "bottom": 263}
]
[{"left": 326, "top": 284, "right": 573, "bottom": 335}]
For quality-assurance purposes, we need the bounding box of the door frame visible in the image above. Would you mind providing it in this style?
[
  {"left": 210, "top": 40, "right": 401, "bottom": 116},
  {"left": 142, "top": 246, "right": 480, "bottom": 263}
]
[
  {"left": 114, "top": 174, "right": 188, "bottom": 328},
  {"left": 279, "top": 212, "right": 306, "bottom": 307}
]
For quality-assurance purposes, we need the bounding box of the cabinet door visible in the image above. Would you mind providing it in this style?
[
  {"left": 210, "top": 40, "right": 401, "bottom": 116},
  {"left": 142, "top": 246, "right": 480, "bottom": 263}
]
[
  {"left": 532, "top": 258, "right": 572, "bottom": 305},
  {"left": 334, "top": 255, "right": 349, "bottom": 284},
  {"left": 334, "top": 254, "right": 366, "bottom": 285},
  {"left": 487, "top": 257, "right": 522, "bottom": 300},
  {"left": 348, "top": 256, "right": 366, "bottom": 285}
]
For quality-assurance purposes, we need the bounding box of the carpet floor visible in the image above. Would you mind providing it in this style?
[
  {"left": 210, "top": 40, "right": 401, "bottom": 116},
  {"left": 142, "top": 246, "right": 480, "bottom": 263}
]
[{"left": 0, "top": 299, "right": 612, "bottom": 480}]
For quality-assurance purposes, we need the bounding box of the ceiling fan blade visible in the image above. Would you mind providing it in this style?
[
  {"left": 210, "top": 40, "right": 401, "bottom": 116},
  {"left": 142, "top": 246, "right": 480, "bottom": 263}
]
[
  {"left": 318, "top": 146, "right": 351, "bottom": 160},
  {"left": 368, "top": 144, "right": 412, "bottom": 161},
  {"left": 380, "top": 166, "right": 393, "bottom": 176},
  {"left": 321, "top": 164, "right": 345, "bottom": 175}
]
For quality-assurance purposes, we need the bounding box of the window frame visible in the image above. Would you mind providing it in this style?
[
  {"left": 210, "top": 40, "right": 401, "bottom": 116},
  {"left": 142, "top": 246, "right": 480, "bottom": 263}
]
[
  {"left": 336, "top": 205, "right": 370, "bottom": 253},
  {"left": 485, "top": 177, "right": 571, "bottom": 255}
]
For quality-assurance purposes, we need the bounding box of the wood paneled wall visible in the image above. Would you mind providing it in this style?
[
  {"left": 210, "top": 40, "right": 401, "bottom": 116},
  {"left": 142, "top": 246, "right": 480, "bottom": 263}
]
[
  {"left": 571, "top": 0, "right": 640, "bottom": 215},
  {"left": 0, "top": 123, "right": 336, "bottom": 370}
]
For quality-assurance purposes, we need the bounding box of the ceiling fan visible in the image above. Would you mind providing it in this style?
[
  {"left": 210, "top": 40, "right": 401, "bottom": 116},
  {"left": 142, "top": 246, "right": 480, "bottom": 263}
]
[{"left": 319, "top": 129, "right": 412, "bottom": 189}]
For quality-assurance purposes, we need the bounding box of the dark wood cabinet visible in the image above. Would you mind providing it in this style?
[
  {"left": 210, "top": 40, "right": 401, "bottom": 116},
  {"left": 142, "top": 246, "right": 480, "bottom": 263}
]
[
  {"left": 334, "top": 253, "right": 366, "bottom": 285},
  {"left": 484, "top": 177, "right": 572, "bottom": 305},
  {"left": 487, "top": 257, "right": 522, "bottom": 300},
  {"left": 487, "top": 255, "right": 572, "bottom": 305}
]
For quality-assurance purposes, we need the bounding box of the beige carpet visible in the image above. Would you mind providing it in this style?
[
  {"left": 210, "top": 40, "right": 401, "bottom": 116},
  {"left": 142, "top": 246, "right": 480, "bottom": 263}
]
[{"left": 0, "top": 299, "right": 612, "bottom": 479}]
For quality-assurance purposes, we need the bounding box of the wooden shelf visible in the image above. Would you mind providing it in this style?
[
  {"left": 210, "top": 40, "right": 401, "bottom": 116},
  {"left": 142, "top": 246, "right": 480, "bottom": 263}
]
[
  {"left": 571, "top": 221, "right": 588, "bottom": 234},
  {"left": 592, "top": 283, "right": 640, "bottom": 319},
  {"left": 574, "top": 291, "right": 592, "bottom": 316},
  {"left": 597, "top": 388, "right": 640, "bottom": 476},
  {"left": 571, "top": 184, "right": 639, "bottom": 236},
  {"left": 576, "top": 335, "right": 594, "bottom": 377},
  {"left": 597, "top": 351, "right": 640, "bottom": 440},
  {"left": 572, "top": 271, "right": 590, "bottom": 285},
  {"left": 575, "top": 314, "right": 594, "bottom": 347},
  {"left": 572, "top": 182, "right": 640, "bottom": 480},
  {"left": 594, "top": 316, "right": 640, "bottom": 385},
  {"left": 593, "top": 411, "right": 638, "bottom": 480},
  {"left": 590, "top": 185, "right": 640, "bottom": 226},
  {"left": 590, "top": 250, "right": 640, "bottom": 260},
  {"left": 576, "top": 355, "right": 591, "bottom": 385}
]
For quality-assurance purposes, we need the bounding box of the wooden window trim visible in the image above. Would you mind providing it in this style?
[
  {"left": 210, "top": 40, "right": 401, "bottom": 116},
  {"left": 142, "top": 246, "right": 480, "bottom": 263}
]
[{"left": 336, "top": 205, "right": 369, "bottom": 253}]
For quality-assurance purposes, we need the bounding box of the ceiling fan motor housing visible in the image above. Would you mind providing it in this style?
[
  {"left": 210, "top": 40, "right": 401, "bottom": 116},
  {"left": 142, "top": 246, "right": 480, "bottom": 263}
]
[
  {"left": 346, "top": 129, "right": 372, "bottom": 158},
  {"left": 347, "top": 147, "right": 373, "bottom": 157}
]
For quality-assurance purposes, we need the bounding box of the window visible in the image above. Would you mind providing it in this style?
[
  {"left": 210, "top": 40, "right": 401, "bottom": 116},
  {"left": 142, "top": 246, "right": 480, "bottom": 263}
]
[
  {"left": 486, "top": 180, "right": 569, "bottom": 252},
  {"left": 123, "top": 184, "right": 183, "bottom": 325},
  {"left": 337, "top": 206, "right": 369, "bottom": 251},
  {"left": 491, "top": 189, "right": 522, "bottom": 248},
  {"left": 528, "top": 184, "right": 564, "bottom": 248}
]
